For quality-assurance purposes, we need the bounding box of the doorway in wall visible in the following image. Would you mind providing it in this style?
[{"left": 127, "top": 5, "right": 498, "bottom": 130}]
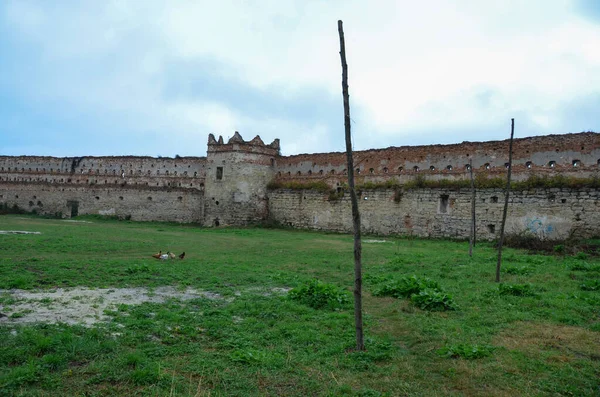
[{"left": 67, "top": 200, "right": 79, "bottom": 217}]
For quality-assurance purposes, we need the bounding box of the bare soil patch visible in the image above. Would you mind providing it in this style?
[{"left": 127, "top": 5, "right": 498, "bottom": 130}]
[{"left": 0, "top": 287, "right": 222, "bottom": 326}]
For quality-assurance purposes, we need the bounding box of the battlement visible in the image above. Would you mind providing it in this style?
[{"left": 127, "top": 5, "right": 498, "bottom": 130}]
[{"left": 207, "top": 131, "right": 280, "bottom": 157}]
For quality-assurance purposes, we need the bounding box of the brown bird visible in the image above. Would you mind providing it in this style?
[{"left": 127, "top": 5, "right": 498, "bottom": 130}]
[
  {"left": 152, "top": 250, "right": 162, "bottom": 259},
  {"left": 168, "top": 251, "right": 176, "bottom": 259},
  {"left": 178, "top": 252, "right": 185, "bottom": 260}
]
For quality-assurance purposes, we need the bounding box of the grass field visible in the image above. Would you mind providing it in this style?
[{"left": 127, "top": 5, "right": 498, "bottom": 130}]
[{"left": 1, "top": 214, "right": 599, "bottom": 396}]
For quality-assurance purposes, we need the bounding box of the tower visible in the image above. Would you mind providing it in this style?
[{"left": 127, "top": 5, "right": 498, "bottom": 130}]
[{"left": 203, "top": 131, "right": 280, "bottom": 226}]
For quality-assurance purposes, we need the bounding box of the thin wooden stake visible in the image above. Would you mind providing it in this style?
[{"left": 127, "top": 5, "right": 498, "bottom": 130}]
[
  {"left": 496, "top": 118, "right": 515, "bottom": 282},
  {"left": 469, "top": 159, "right": 475, "bottom": 257},
  {"left": 338, "top": 19, "right": 364, "bottom": 351}
]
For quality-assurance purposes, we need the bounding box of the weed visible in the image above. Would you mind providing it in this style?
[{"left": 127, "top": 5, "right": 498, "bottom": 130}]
[
  {"left": 266, "top": 180, "right": 330, "bottom": 192},
  {"left": 575, "top": 252, "right": 590, "bottom": 261},
  {"left": 410, "top": 289, "right": 457, "bottom": 311},
  {"left": 437, "top": 344, "right": 495, "bottom": 359},
  {"left": 230, "top": 348, "right": 268, "bottom": 364},
  {"left": 125, "top": 264, "right": 150, "bottom": 274},
  {"left": 372, "top": 275, "right": 440, "bottom": 299},
  {"left": 288, "top": 279, "right": 350, "bottom": 310},
  {"left": 503, "top": 265, "right": 532, "bottom": 275},
  {"left": 554, "top": 244, "right": 565, "bottom": 254},
  {"left": 569, "top": 262, "right": 599, "bottom": 271},
  {"left": 580, "top": 280, "right": 600, "bottom": 291},
  {"left": 498, "top": 283, "right": 537, "bottom": 297}
]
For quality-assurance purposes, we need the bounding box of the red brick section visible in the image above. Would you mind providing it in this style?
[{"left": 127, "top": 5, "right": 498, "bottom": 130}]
[{"left": 273, "top": 132, "right": 600, "bottom": 185}]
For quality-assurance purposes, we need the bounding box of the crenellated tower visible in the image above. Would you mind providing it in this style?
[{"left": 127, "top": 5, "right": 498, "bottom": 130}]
[{"left": 203, "top": 131, "right": 280, "bottom": 226}]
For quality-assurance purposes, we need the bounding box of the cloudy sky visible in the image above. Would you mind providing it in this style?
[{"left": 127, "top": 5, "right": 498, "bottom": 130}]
[{"left": 1, "top": 1, "right": 599, "bottom": 158}]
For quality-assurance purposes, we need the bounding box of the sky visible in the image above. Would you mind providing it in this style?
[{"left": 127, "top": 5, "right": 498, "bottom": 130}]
[{"left": 1, "top": 0, "right": 599, "bottom": 158}]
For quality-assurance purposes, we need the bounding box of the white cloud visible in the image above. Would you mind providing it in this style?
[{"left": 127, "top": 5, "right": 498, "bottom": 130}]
[{"left": 1, "top": 0, "right": 598, "bottom": 157}]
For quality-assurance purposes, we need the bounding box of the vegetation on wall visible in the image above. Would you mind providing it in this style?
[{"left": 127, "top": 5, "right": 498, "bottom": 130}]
[
  {"left": 266, "top": 180, "right": 331, "bottom": 192},
  {"left": 267, "top": 174, "right": 600, "bottom": 193}
]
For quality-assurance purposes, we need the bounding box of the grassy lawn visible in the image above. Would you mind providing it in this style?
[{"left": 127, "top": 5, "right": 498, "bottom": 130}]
[{"left": 0, "top": 214, "right": 599, "bottom": 396}]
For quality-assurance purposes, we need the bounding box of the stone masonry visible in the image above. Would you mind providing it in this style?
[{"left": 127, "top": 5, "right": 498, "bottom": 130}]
[{"left": 1, "top": 131, "right": 599, "bottom": 239}]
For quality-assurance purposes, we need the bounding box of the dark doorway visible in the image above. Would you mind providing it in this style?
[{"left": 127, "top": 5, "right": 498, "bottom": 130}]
[{"left": 67, "top": 200, "right": 79, "bottom": 217}]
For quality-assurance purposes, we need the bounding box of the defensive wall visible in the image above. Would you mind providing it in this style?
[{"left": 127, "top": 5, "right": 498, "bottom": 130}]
[{"left": 1, "top": 131, "right": 599, "bottom": 240}]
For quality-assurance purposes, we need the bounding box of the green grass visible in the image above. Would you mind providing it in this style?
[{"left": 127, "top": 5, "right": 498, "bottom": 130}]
[{"left": 1, "top": 214, "right": 599, "bottom": 396}]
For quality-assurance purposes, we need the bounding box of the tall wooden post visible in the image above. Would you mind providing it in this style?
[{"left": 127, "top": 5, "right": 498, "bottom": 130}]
[
  {"left": 496, "top": 118, "right": 515, "bottom": 282},
  {"left": 469, "top": 159, "right": 476, "bottom": 257},
  {"left": 338, "top": 20, "right": 364, "bottom": 351}
]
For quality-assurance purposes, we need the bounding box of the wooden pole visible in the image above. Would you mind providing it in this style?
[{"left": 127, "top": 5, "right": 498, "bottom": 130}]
[
  {"left": 338, "top": 20, "right": 364, "bottom": 351},
  {"left": 469, "top": 159, "right": 475, "bottom": 257},
  {"left": 496, "top": 118, "right": 515, "bottom": 282}
]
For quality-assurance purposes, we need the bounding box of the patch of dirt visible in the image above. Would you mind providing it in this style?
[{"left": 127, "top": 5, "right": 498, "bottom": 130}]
[
  {"left": 0, "top": 231, "right": 41, "bottom": 235},
  {"left": 0, "top": 287, "right": 222, "bottom": 326},
  {"left": 494, "top": 321, "right": 600, "bottom": 361}
]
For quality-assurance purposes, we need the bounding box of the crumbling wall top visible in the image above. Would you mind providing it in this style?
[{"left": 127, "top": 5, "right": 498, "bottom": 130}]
[{"left": 207, "top": 132, "right": 280, "bottom": 156}]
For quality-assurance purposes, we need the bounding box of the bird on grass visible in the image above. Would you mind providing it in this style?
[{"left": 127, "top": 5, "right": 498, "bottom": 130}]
[
  {"left": 178, "top": 252, "right": 186, "bottom": 260},
  {"left": 151, "top": 250, "right": 162, "bottom": 259}
]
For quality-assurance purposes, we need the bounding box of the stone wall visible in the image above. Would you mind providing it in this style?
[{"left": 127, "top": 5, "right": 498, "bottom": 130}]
[
  {"left": 1, "top": 132, "right": 598, "bottom": 239},
  {"left": 274, "top": 132, "right": 600, "bottom": 188},
  {"left": 267, "top": 187, "right": 600, "bottom": 239},
  {"left": 0, "top": 155, "right": 207, "bottom": 190},
  {"left": 0, "top": 182, "right": 204, "bottom": 223}
]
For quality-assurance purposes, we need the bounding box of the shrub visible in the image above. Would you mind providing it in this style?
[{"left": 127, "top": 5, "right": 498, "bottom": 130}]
[
  {"left": 288, "top": 279, "right": 350, "bottom": 310},
  {"left": 410, "top": 289, "right": 458, "bottom": 311},
  {"left": 498, "top": 283, "right": 536, "bottom": 297},
  {"left": 437, "top": 344, "right": 494, "bottom": 359}
]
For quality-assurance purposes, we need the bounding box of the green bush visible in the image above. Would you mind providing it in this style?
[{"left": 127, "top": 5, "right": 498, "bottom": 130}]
[
  {"left": 437, "top": 344, "right": 494, "bottom": 359},
  {"left": 410, "top": 289, "right": 458, "bottom": 311},
  {"left": 553, "top": 244, "right": 565, "bottom": 254},
  {"left": 575, "top": 252, "right": 589, "bottom": 261},
  {"left": 372, "top": 275, "right": 440, "bottom": 299},
  {"left": 288, "top": 279, "right": 350, "bottom": 310},
  {"left": 372, "top": 275, "right": 456, "bottom": 311},
  {"left": 498, "top": 283, "right": 536, "bottom": 297},
  {"left": 580, "top": 280, "right": 600, "bottom": 291}
]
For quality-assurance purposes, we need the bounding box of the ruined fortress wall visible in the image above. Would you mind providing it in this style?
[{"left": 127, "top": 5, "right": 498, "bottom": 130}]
[
  {"left": 0, "top": 155, "right": 207, "bottom": 189},
  {"left": 268, "top": 187, "right": 600, "bottom": 239},
  {"left": 1, "top": 132, "right": 599, "bottom": 238},
  {"left": 203, "top": 132, "right": 279, "bottom": 226},
  {"left": 0, "top": 155, "right": 206, "bottom": 222},
  {"left": 274, "top": 133, "right": 600, "bottom": 187},
  {"left": 0, "top": 182, "right": 204, "bottom": 222}
]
